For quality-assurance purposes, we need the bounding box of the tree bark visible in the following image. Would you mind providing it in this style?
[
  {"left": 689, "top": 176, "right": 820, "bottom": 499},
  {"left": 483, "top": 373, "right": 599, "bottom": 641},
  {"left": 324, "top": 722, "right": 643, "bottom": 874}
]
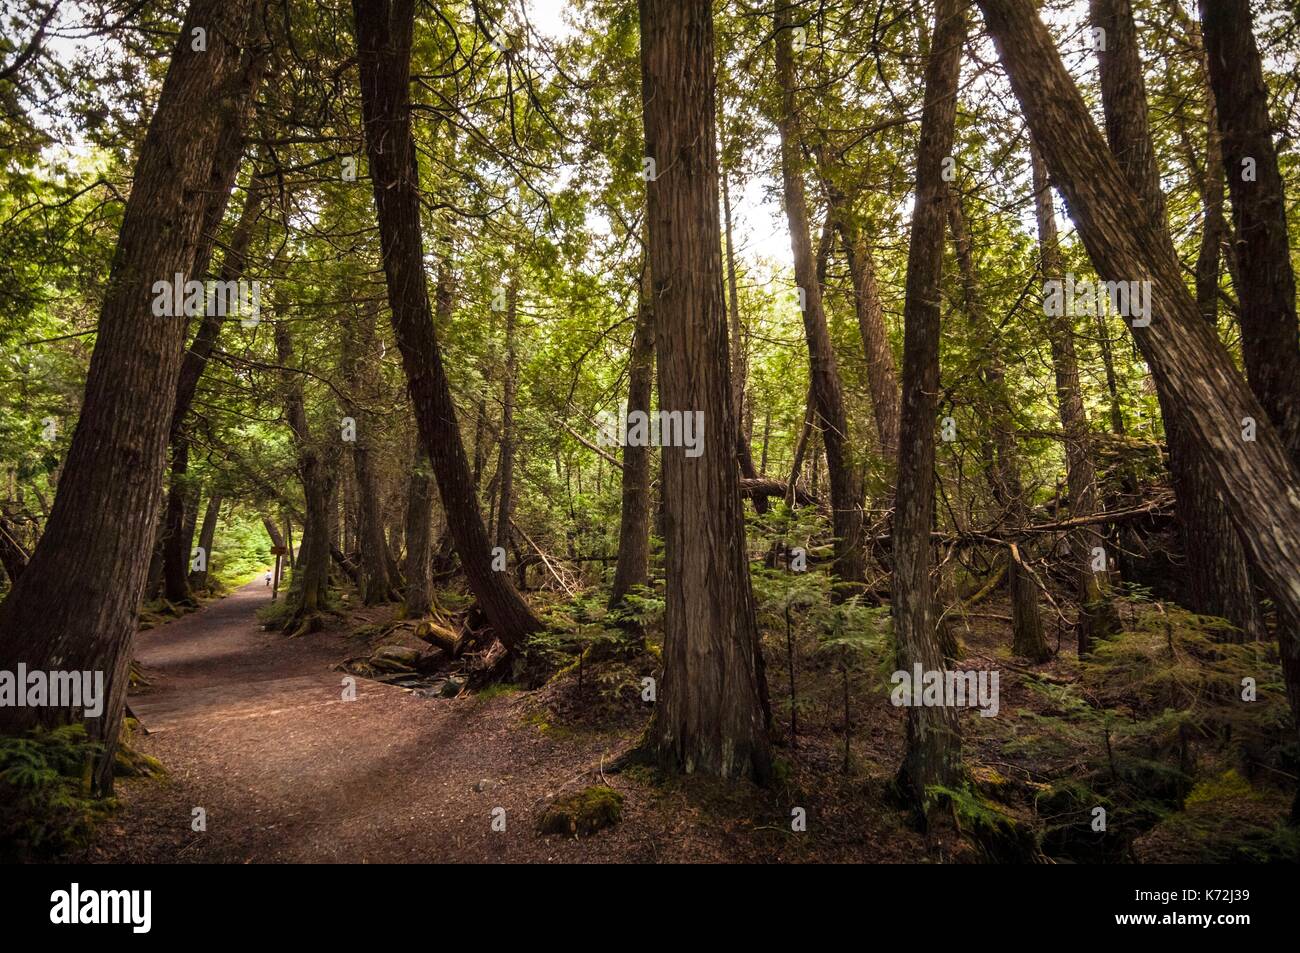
[
  {"left": 892, "top": 0, "right": 968, "bottom": 810},
  {"left": 340, "top": 302, "right": 397, "bottom": 604},
  {"left": 1090, "top": 0, "right": 1263, "bottom": 644},
  {"left": 494, "top": 281, "right": 518, "bottom": 551},
  {"left": 839, "top": 201, "right": 902, "bottom": 463},
  {"left": 722, "top": 162, "right": 767, "bottom": 514},
  {"left": 158, "top": 45, "right": 267, "bottom": 607},
  {"left": 1030, "top": 143, "right": 1119, "bottom": 652},
  {"left": 609, "top": 255, "right": 656, "bottom": 618},
  {"left": 161, "top": 440, "right": 200, "bottom": 605},
  {"left": 638, "top": 0, "right": 771, "bottom": 780},
  {"left": 1200, "top": 0, "right": 1300, "bottom": 467},
  {"left": 1200, "top": 0, "right": 1300, "bottom": 786},
  {"left": 773, "top": 7, "right": 865, "bottom": 586},
  {"left": 402, "top": 447, "right": 435, "bottom": 617},
  {"left": 352, "top": 0, "right": 541, "bottom": 649},
  {"left": 189, "top": 493, "right": 222, "bottom": 590},
  {"left": 0, "top": 0, "right": 259, "bottom": 791},
  {"left": 786, "top": 383, "right": 816, "bottom": 507},
  {"left": 275, "top": 323, "right": 334, "bottom": 626},
  {"left": 976, "top": 0, "right": 1300, "bottom": 647},
  {"left": 0, "top": 516, "right": 29, "bottom": 587}
]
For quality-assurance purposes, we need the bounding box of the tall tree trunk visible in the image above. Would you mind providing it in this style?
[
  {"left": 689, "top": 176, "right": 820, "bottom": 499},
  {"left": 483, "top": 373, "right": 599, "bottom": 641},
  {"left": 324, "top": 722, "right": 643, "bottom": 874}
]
[
  {"left": 892, "top": 0, "right": 967, "bottom": 812},
  {"left": 1200, "top": 0, "right": 1300, "bottom": 466},
  {"left": 189, "top": 493, "right": 222, "bottom": 590},
  {"left": 402, "top": 244, "right": 457, "bottom": 619},
  {"left": 1090, "top": 0, "right": 1263, "bottom": 644},
  {"left": 638, "top": 0, "right": 771, "bottom": 780},
  {"left": 609, "top": 255, "right": 656, "bottom": 619},
  {"left": 975, "top": 0, "right": 1300, "bottom": 660},
  {"left": 786, "top": 384, "right": 816, "bottom": 507},
  {"left": 773, "top": 6, "right": 865, "bottom": 586},
  {"left": 495, "top": 281, "right": 518, "bottom": 551},
  {"left": 352, "top": 0, "right": 541, "bottom": 649},
  {"left": 402, "top": 447, "right": 435, "bottom": 617},
  {"left": 0, "top": 0, "right": 258, "bottom": 792},
  {"left": 837, "top": 198, "right": 901, "bottom": 463},
  {"left": 275, "top": 323, "right": 333, "bottom": 627},
  {"left": 947, "top": 192, "right": 1049, "bottom": 661},
  {"left": 1030, "top": 144, "right": 1119, "bottom": 652},
  {"left": 722, "top": 161, "right": 766, "bottom": 514},
  {"left": 1180, "top": 8, "right": 1227, "bottom": 329},
  {"left": 161, "top": 441, "right": 200, "bottom": 604},
  {"left": 158, "top": 46, "right": 267, "bottom": 607},
  {"left": 1201, "top": 0, "right": 1300, "bottom": 800},
  {"left": 340, "top": 302, "right": 397, "bottom": 604}
]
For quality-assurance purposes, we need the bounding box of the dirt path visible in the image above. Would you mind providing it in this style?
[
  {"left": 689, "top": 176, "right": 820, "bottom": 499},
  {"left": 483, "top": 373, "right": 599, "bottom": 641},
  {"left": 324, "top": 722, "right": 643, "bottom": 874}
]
[
  {"left": 80, "top": 582, "right": 922, "bottom": 863},
  {"left": 84, "top": 582, "right": 655, "bottom": 862}
]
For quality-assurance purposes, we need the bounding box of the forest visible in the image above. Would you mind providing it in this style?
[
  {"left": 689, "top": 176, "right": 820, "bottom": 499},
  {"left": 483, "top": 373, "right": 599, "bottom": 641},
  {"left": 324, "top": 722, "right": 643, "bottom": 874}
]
[{"left": 1, "top": 0, "right": 1299, "bottom": 869}]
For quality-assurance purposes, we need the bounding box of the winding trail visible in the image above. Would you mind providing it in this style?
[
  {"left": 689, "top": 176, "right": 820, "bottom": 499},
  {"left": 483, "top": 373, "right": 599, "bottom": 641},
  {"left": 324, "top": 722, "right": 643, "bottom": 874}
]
[{"left": 87, "top": 581, "right": 640, "bottom": 863}]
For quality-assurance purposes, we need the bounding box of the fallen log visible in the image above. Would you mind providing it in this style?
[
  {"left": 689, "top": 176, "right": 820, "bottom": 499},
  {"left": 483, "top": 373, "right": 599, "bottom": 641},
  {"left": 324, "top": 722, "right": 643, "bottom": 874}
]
[
  {"left": 739, "top": 478, "right": 820, "bottom": 507},
  {"left": 414, "top": 619, "right": 463, "bottom": 656}
]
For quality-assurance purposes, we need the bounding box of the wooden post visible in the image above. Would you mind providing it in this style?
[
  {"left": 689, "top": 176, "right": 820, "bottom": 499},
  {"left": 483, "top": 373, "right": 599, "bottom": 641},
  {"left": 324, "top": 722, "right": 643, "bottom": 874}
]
[{"left": 270, "top": 545, "right": 287, "bottom": 600}]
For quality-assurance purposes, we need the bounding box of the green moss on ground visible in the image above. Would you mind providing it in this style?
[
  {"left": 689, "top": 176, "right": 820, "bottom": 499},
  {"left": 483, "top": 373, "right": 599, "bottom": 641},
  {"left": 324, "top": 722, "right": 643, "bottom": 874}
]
[{"left": 537, "top": 785, "right": 625, "bottom": 837}]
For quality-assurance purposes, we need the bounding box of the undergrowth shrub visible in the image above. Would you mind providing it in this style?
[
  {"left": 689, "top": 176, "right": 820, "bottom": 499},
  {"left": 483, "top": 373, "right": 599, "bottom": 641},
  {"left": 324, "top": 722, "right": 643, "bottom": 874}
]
[
  {"left": 989, "top": 593, "right": 1295, "bottom": 861},
  {"left": 0, "top": 724, "right": 110, "bottom": 861}
]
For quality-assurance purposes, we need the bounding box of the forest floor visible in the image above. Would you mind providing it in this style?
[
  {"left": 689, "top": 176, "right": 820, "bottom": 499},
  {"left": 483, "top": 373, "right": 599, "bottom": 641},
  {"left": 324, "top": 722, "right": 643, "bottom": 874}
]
[
  {"left": 77, "top": 581, "right": 939, "bottom": 863},
  {"left": 74, "top": 579, "right": 1287, "bottom": 863}
]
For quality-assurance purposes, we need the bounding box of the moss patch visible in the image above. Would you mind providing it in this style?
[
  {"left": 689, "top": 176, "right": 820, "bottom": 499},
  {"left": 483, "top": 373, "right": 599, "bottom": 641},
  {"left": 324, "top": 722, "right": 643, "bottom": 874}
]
[{"left": 537, "top": 785, "right": 625, "bottom": 837}]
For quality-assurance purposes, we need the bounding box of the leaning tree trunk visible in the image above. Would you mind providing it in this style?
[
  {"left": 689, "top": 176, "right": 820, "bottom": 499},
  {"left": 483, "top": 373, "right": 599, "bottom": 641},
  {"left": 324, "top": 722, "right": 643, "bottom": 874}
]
[
  {"left": 773, "top": 6, "right": 865, "bottom": 587},
  {"left": 1200, "top": 0, "right": 1300, "bottom": 467},
  {"left": 401, "top": 251, "right": 457, "bottom": 619},
  {"left": 0, "top": 0, "right": 258, "bottom": 793},
  {"left": 975, "top": 0, "right": 1300, "bottom": 670},
  {"left": 352, "top": 0, "right": 541, "bottom": 650},
  {"left": 638, "top": 0, "right": 771, "bottom": 780},
  {"left": 157, "top": 41, "right": 267, "bottom": 606},
  {"left": 1030, "top": 144, "right": 1119, "bottom": 652},
  {"left": 1090, "top": 0, "right": 1263, "bottom": 644},
  {"left": 891, "top": 0, "right": 967, "bottom": 812}
]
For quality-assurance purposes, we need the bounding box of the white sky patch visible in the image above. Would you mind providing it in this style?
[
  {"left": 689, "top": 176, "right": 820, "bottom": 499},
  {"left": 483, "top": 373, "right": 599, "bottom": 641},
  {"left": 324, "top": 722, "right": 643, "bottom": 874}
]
[
  {"left": 526, "top": 0, "right": 576, "bottom": 40},
  {"left": 736, "top": 164, "right": 796, "bottom": 273}
]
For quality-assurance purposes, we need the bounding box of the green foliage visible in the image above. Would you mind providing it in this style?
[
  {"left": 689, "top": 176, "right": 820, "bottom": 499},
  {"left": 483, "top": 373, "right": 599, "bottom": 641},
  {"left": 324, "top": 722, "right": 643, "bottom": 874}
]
[
  {"left": 930, "top": 783, "right": 1042, "bottom": 862},
  {"left": 987, "top": 596, "right": 1295, "bottom": 860},
  {"left": 209, "top": 507, "right": 274, "bottom": 588},
  {"left": 1135, "top": 769, "right": 1300, "bottom": 863},
  {"left": 0, "top": 724, "right": 110, "bottom": 861},
  {"left": 533, "top": 590, "right": 643, "bottom": 696}
]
